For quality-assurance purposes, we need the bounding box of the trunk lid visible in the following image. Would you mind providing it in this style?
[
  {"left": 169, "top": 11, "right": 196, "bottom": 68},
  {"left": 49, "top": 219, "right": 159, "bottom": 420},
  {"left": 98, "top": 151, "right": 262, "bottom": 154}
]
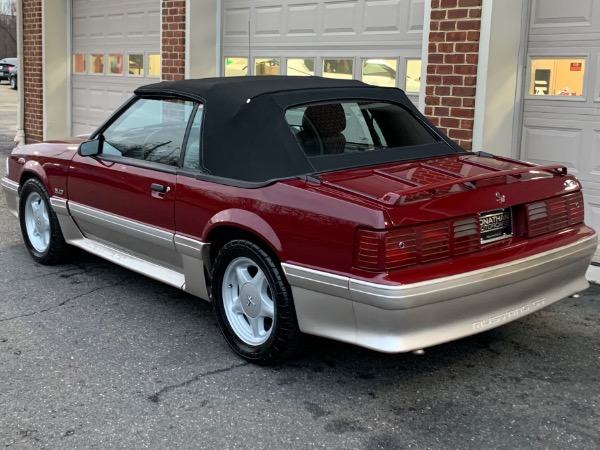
[{"left": 309, "top": 153, "right": 578, "bottom": 227}]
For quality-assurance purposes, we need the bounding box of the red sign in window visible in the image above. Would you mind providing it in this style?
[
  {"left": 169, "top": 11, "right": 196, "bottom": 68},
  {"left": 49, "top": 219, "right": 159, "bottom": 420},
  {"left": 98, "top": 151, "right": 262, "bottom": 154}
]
[{"left": 570, "top": 62, "right": 583, "bottom": 71}]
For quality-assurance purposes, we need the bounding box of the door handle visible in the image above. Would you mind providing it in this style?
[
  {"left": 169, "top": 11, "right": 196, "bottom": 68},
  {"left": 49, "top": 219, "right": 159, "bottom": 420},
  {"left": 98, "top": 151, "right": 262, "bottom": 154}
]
[{"left": 150, "top": 183, "right": 170, "bottom": 193}]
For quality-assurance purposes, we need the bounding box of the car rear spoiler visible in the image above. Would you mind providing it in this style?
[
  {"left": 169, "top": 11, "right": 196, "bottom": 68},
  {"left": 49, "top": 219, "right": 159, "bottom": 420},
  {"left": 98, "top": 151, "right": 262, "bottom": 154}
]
[{"left": 321, "top": 162, "right": 568, "bottom": 206}]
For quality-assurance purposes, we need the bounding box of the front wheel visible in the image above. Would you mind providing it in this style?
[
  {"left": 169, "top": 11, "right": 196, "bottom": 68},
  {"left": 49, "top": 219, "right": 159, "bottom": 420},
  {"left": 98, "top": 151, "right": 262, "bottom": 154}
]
[
  {"left": 211, "top": 240, "right": 301, "bottom": 364},
  {"left": 19, "top": 178, "right": 74, "bottom": 265}
]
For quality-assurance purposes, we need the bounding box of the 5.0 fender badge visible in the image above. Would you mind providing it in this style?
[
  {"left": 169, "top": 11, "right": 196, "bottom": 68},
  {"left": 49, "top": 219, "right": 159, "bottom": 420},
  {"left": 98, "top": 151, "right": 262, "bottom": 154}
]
[
  {"left": 54, "top": 188, "right": 64, "bottom": 195},
  {"left": 495, "top": 192, "right": 506, "bottom": 204}
]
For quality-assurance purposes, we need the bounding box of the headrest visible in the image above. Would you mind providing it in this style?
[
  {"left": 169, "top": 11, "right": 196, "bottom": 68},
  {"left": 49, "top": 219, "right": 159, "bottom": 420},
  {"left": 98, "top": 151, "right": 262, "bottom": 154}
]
[{"left": 302, "top": 104, "right": 346, "bottom": 136}]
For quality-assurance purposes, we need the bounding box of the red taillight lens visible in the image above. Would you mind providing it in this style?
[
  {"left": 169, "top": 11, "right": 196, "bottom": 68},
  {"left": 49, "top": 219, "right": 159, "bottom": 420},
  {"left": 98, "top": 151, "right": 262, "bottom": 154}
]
[
  {"left": 355, "top": 229, "right": 384, "bottom": 271},
  {"left": 355, "top": 229, "right": 418, "bottom": 271},
  {"left": 526, "top": 191, "right": 584, "bottom": 237},
  {"left": 355, "top": 192, "right": 584, "bottom": 272},
  {"left": 566, "top": 191, "right": 585, "bottom": 224},
  {"left": 385, "top": 228, "right": 418, "bottom": 268},
  {"left": 355, "top": 216, "right": 480, "bottom": 271},
  {"left": 417, "top": 222, "right": 450, "bottom": 262}
]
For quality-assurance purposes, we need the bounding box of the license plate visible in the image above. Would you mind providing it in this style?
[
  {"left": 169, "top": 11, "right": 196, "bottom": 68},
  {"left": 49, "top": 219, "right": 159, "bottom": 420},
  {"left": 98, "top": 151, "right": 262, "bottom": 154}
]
[{"left": 480, "top": 208, "right": 512, "bottom": 244}]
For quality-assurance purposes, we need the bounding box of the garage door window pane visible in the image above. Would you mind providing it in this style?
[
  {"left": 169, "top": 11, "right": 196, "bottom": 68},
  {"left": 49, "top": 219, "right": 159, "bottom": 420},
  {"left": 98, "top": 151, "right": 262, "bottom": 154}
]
[
  {"left": 362, "top": 59, "right": 397, "bottom": 87},
  {"left": 108, "top": 54, "right": 123, "bottom": 75},
  {"left": 529, "top": 58, "right": 586, "bottom": 97},
  {"left": 405, "top": 59, "right": 421, "bottom": 93},
  {"left": 90, "top": 54, "right": 105, "bottom": 75},
  {"left": 148, "top": 54, "right": 161, "bottom": 77},
  {"left": 255, "top": 58, "right": 280, "bottom": 76},
  {"left": 323, "top": 59, "right": 353, "bottom": 79},
  {"left": 224, "top": 57, "right": 247, "bottom": 77},
  {"left": 287, "top": 59, "right": 314, "bottom": 76},
  {"left": 127, "top": 54, "right": 144, "bottom": 76},
  {"left": 73, "top": 54, "right": 86, "bottom": 74}
]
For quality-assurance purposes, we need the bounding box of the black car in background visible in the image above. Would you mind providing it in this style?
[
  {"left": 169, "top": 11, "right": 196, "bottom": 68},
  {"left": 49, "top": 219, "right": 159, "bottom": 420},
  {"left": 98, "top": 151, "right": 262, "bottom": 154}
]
[
  {"left": 9, "top": 65, "right": 17, "bottom": 89},
  {"left": 0, "top": 58, "right": 17, "bottom": 83}
]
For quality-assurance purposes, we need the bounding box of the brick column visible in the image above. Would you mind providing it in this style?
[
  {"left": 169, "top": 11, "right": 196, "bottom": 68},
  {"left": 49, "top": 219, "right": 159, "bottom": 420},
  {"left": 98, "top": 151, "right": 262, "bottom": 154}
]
[
  {"left": 424, "top": 0, "right": 482, "bottom": 150},
  {"left": 161, "top": 1, "right": 186, "bottom": 81},
  {"left": 22, "top": 0, "right": 43, "bottom": 143}
]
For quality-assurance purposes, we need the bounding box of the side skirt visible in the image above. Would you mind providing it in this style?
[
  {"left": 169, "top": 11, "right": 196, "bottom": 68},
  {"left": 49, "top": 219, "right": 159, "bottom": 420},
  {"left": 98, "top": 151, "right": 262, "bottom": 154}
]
[{"left": 50, "top": 198, "right": 210, "bottom": 300}]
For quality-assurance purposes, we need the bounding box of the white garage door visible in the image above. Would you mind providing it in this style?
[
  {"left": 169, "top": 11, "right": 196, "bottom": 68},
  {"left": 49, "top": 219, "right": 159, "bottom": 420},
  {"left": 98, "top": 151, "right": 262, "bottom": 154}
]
[
  {"left": 71, "top": 0, "right": 160, "bottom": 135},
  {"left": 221, "top": 0, "right": 425, "bottom": 103},
  {"left": 520, "top": 0, "right": 600, "bottom": 261}
]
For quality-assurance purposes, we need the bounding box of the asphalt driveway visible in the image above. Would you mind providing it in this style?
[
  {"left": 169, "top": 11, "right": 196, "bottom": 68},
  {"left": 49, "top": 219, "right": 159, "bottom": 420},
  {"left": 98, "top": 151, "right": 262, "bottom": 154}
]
[{"left": 0, "top": 88, "right": 599, "bottom": 449}]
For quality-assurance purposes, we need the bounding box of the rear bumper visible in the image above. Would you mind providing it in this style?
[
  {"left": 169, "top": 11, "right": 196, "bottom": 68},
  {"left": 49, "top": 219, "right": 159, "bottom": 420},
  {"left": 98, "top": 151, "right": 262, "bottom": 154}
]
[{"left": 282, "top": 233, "right": 597, "bottom": 353}]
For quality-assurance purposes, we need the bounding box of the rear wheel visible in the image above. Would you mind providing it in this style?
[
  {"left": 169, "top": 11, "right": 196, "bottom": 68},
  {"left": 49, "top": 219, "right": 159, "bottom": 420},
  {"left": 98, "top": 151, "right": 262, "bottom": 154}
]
[
  {"left": 211, "top": 239, "right": 301, "bottom": 364},
  {"left": 9, "top": 76, "right": 16, "bottom": 90},
  {"left": 19, "top": 178, "right": 73, "bottom": 265}
]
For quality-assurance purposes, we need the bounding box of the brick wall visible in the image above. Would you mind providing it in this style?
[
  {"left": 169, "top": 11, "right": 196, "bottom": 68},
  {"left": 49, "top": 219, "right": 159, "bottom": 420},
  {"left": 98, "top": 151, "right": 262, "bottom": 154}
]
[
  {"left": 425, "top": 0, "right": 482, "bottom": 150},
  {"left": 161, "top": 1, "right": 185, "bottom": 81},
  {"left": 22, "top": 0, "right": 43, "bottom": 143}
]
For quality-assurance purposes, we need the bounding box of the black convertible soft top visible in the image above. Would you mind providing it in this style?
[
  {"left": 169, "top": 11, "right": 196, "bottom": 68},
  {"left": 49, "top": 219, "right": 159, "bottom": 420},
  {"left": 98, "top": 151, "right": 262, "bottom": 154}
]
[
  {"left": 135, "top": 76, "right": 371, "bottom": 104},
  {"left": 134, "top": 76, "right": 461, "bottom": 183}
]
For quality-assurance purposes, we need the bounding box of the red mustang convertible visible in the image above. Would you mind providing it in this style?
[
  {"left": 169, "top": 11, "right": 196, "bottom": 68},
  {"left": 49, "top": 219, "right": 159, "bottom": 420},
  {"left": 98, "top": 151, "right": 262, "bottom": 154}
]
[{"left": 2, "top": 77, "right": 596, "bottom": 364}]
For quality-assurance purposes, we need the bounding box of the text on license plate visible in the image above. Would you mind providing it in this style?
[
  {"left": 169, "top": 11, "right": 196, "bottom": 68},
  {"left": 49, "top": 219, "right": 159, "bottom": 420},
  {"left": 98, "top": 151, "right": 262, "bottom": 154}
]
[{"left": 480, "top": 208, "right": 512, "bottom": 244}]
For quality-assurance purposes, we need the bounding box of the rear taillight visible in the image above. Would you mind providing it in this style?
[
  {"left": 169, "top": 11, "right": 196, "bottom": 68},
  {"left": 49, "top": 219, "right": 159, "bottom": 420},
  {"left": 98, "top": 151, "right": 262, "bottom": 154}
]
[
  {"left": 453, "top": 217, "right": 480, "bottom": 256},
  {"left": 526, "top": 191, "right": 584, "bottom": 238},
  {"left": 385, "top": 227, "right": 418, "bottom": 269},
  {"left": 355, "top": 191, "right": 585, "bottom": 272},
  {"left": 355, "top": 216, "right": 480, "bottom": 271},
  {"left": 355, "top": 229, "right": 384, "bottom": 271}
]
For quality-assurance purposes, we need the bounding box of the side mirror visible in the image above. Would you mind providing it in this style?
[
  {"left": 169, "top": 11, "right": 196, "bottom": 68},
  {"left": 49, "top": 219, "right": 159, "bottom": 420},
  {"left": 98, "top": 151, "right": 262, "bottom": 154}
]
[{"left": 78, "top": 139, "right": 100, "bottom": 157}]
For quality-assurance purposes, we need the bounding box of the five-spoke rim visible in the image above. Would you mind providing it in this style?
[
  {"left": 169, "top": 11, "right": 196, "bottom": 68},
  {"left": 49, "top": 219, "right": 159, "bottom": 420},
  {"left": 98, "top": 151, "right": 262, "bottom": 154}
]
[
  {"left": 222, "top": 256, "right": 275, "bottom": 346},
  {"left": 24, "top": 192, "right": 50, "bottom": 253}
]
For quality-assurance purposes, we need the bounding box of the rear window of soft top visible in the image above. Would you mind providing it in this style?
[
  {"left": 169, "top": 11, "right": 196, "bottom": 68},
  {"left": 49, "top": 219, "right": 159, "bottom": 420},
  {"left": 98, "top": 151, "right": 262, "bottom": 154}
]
[{"left": 284, "top": 101, "right": 439, "bottom": 158}]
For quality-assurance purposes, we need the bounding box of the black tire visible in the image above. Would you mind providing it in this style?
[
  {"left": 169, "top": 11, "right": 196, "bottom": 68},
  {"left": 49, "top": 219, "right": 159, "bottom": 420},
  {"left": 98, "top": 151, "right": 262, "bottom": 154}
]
[
  {"left": 211, "top": 239, "right": 301, "bottom": 365},
  {"left": 19, "top": 178, "right": 74, "bottom": 265},
  {"left": 9, "top": 76, "right": 16, "bottom": 90}
]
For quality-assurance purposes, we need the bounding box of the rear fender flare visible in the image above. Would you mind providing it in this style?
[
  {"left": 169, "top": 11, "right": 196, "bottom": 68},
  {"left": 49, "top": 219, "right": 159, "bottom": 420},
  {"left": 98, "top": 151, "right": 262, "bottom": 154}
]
[{"left": 203, "top": 209, "right": 284, "bottom": 256}]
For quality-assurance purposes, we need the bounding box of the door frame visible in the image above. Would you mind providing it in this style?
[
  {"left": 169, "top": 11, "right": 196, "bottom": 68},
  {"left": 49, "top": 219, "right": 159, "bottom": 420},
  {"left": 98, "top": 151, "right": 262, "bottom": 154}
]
[{"left": 511, "top": 0, "right": 533, "bottom": 160}]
